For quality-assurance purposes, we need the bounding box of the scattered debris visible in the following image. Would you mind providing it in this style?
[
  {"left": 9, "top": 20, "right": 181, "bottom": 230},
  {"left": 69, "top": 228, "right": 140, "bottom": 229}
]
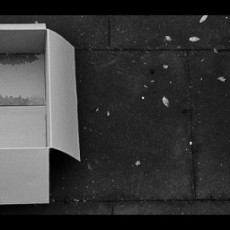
[
  {"left": 189, "top": 141, "right": 193, "bottom": 146},
  {"left": 73, "top": 198, "right": 79, "bottom": 203},
  {"left": 169, "top": 81, "right": 172, "bottom": 84},
  {"left": 225, "top": 16, "right": 229, "bottom": 19},
  {"left": 144, "top": 85, "right": 148, "bottom": 88},
  {"left": 165, "top": 35, "right": 172, "bottom": 42},
  {"left": 135, "top": 161, "right": 141, "bottom": 166},
  {"left": 162, "top": 96, "right": 169, "bottom": 108},
  {"left": 200, "top": 77, "right": 203, "bottom": 81},
  {"left": 201, "top": 58, "right": 205, "bottom": 62},
  {"left": 150, "top": 80, "right": 155, "bottom": 83},
  {"left": 87, "top": 163, "right": 93, "bottom": 171},
  {"left": 141, "top": 96, "right": 145, "bottom": 100},
  {"left": 107, "top": 111, "right": 110, "bottom": 117},
  {"left": 199, "top": 15, "right": 208, "bottom": 24},
  {"left": 189, "top": 37, "right": 200, "bottom": 42},
  {"left": 163, "top": 64, "right": 169, "bottom": 69},
  {"left": 217, "top": 76, "right": 226, "bottom": 82},
  {"left": 95, "top": 107, "right": 99, "bottom": 112},
  {"left": 214, "top": 48, "right": 219, "bottom": 54}
]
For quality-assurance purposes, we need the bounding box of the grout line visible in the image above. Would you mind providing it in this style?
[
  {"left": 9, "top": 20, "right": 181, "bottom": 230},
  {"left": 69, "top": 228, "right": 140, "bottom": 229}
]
[
  {"left": 74, "top": 48, "right": 230, "bottom": 52},
  {"left": 185, "top": 50, "right": 197, "bottom": 199},
  {"left": 111, "top": 202, "right": 115, "bottom": 215},
  {"left": 50, "top": 198, "right": 230, "bottom": 204},
  {"left": 108, "top": 15, "right": 111, "bottom": 48}
]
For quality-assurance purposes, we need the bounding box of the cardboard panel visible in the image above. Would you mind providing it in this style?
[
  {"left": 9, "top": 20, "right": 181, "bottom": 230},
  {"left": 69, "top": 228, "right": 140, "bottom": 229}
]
[
  {"left": 0, "top": 29, "right": 46, "bottom": 53},
  {"left": 0, "top": 54, "right": 46, "bottom": 106},
  {"left": 46, "top": 30, "right": 80, "bottom": 161},
  {"left": 0, "top": 24, "right": 46, "bottom": 30},
  {"left": 0, "top": 106, "right": 47, "bottom": 148},
  {"left": 0, "top": 148, "right": 49, "bottom": 204}
]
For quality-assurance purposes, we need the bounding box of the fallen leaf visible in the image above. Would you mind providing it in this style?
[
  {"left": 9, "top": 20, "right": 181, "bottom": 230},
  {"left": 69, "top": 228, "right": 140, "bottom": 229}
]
[
  {"left": 199, "top": 15, "right": 208, "bottom": 23},
  {"left": 162, "top": 96, "right": 169, "bottom": 108},
  {"left": 217, "top": 76, "right": 226, "bottom": 82},
  {"left": 214, "top": 48, "right": 219, "bottom": 54},
  {"left": 165, "top": 36, "right": 172, "bottom": 42},
  {"left": 189, "top": 37, "right": 200, "bottom": 42}
]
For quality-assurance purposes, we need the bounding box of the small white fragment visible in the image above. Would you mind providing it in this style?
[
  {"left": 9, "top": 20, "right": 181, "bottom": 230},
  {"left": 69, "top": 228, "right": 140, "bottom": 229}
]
[
  {"left": 165, "top": 35, "right": 172, "bottom": 42},
  {"left": 214, "top": 48, "right": 219, "bottom": 54},
  {"left": 35, "top": 20, "right": 39, "bottom": 24},
  {"left": 200, "top": 77, "right": 203, "bottom": 81},
  {"left": 141, "top": 96, "right": 145, "bottom": 100},
  {"left": 96, "top": 107, "right": 99, "bottom": 112},
  {"left": 107, "top": 111, "right": 110, "bottom": 116},
  {"left": 144, "top": 85, "right": 148, "bottom": 88},
  {"left": 135, "top": 161, "right": 141, "bottom": 166},
  {"left": 150, "top": 80, "right": 155, "bottom": 83},
  {"left": 189, "top": 37, "right": 200, "bottom": 42},
  {"left": 189, "top": 141, "right": 193, "bottom": 146},
  {"left": 199, "top": 15, "right": 208, "bottom": 24},
  {"left": 201, "top": 58, "right": 205, "bottom": 62},
  {"left": 217, "top": 76, "right": 226, "bottom": 82},
  {"left": 163, "top": 64, "right": 169, "bottom": 69},
  {"left": 169, "top": 81, "right": 172, "bottom": 84},
  {"left": 225, "top": 16, "right": 229, "bottom": 19},
  {"left": 162, "top": 96, "right": 169, "bottom": 108}
]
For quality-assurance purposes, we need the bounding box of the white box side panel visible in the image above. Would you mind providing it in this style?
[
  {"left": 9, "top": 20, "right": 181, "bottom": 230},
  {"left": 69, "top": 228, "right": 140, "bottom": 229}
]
[
  {"left": 0, "top": 148, "right": 49, "bottom": 204},
  {"left": 46, "top": 30, "right": 80, "bottom": 161},
  {"left": 0, "top": 24, "right": 46, "bottom": 30}
]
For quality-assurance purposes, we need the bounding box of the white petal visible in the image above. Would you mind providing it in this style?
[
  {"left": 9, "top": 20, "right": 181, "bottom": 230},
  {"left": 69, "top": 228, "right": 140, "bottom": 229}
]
[
  {"left": 199, "top": 15, "right": 208, "bottom": 24},
  {"left": 165, "top": 36, "right": 172, "bottom": 42},
  {"left": 162, "top": 96, "right": 169, "bottom": 108},
  {"left": 214, "top": 48, "right": 219, "bottom": 54},
  {"left": 189, "top": 37, "right": 200, "bottom": 42},
  {"left": 217, "top": 76, "right": 226, "bottom": 82}
]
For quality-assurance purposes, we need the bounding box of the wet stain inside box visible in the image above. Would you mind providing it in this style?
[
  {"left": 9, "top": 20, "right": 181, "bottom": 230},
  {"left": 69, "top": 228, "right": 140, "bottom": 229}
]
[{"left": 0, "top": 54, "right": 47, "bottom": 148}]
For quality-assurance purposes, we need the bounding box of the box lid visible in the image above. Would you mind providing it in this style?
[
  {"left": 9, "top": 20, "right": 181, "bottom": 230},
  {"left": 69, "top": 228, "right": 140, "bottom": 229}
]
[{"left": 46, "top": 29, "right": 80, "bottom": 161}]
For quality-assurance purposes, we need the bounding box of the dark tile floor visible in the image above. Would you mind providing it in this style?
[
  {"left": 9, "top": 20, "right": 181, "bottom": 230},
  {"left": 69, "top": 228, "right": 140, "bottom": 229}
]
[{"left": 1, "top": 15, "right": 230, "bottom": 215}]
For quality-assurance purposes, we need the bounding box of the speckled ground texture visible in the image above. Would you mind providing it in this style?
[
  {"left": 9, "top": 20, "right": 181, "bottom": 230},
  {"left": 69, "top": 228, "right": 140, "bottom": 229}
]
[{"left": 1, "top": 15, "right": 230, "bottom": 215}]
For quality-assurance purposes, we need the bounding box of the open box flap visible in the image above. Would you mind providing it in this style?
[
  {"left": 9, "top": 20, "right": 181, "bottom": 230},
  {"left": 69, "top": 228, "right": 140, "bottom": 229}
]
[{"left": 46, "top": 29, "right": 80, "bottom": 161}]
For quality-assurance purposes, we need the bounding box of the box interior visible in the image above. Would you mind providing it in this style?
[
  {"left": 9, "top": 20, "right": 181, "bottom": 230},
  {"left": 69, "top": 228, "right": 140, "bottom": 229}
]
[{"left": 0, "top": 30, "right": 47, "bottom": 148}]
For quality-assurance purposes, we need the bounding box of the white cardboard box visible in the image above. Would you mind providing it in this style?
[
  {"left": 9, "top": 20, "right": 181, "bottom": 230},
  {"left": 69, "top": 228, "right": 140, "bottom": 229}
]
[{"left": 0, "top": 24, "right": 80, "bottom": 205}]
